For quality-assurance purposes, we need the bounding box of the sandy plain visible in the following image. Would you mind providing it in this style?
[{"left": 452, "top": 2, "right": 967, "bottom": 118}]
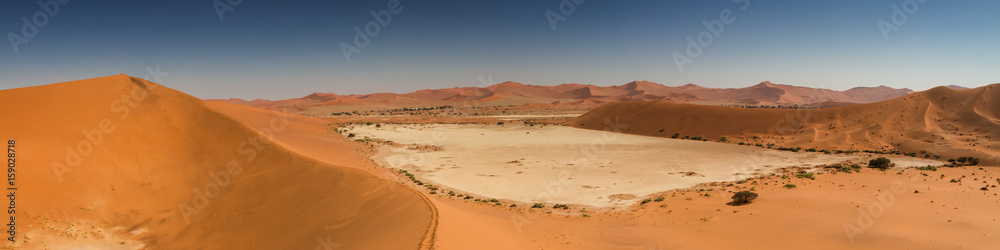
[{"left": 348, "top": 123, "right": 944, "bottom": 208}]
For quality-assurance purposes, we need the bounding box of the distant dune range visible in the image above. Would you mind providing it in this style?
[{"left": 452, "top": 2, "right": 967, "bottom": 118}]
[
  {"left": 0, "top": 75, "right": 433, "bottom": 249},
  {"left": 213, "top": 81, "right": 916, "bottom": 112},
  {"left": 571, "top": 84, "right": 1000, "bottom": 166}
]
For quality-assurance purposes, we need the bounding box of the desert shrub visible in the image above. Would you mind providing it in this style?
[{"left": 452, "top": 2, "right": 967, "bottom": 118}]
[
  {"left": 806, "top": 148, "right": 817, "bottom": 152},
  {"left": 692, "top": 136, "right": 703, "bottom": 141},
  {"left": 553, "top": 204, "right": 569, "bottom": 209},
  {"left": 347, "top": 133, "right": 356, "bottom": 138},
  {"left": 429, "top": 191, "right": 437, "bottom": 194},
  {"left": 672, "top": 133, "right": 680, "bottom": 138},
  {"left": 752, "top": 135, "right": 760, "bottom": 139},
  {"left": 950, "top": 179, "right": 959, "bottom": 183},
  {"left": 448, "top": 191, "right": 456, "bottom": 196},
  {"left": 659, "top": 129, "right": 665, "bottom": 132},
  {"left": 981, "top": 187, "right": 989, "bottom": 191},
  {"left": 682, "top": 136, "right": 690, "bottom": 139},
  {"left": 755, "top": 143, "right": 764, "bottom": 147},
  {"left": 497, "top": 121, "right": 504, "bottom": 125},
  {"left": 784, "top": 184, "right": 797, "bottom": 188},
  {"left": 820, "top": 149, "right": 832, "bottom": 154},
  {"left": 641, "top": 198, "right": 652, "bottom": 205},
  {"left": 839, "top": 165, "right": 854, "bottom": 173},
  {"left": 957, "top": 157, "right": 968, "bottom": 164},
  {"left": 795, "top": 173, "right": 815, "bottom": 180},
  {"left": 869, "top": 157, "right": 892, "bottom": 169},
  {"left": 488, "top": 198, "right": 499, "bottom": 203},
  {"left": 531, "top": 203, "right": 545, "bottom": 208},
  {"left": 730, "top": 191, "right": 758, "bottom": 206},
  {"left": 654, "top": 196, "right": 665, "bottom": 202},
  {"left": 720, "top": 137, "right": 728, "bottom": 142},
  {"left": 375, "top": 124, "right": 381, "bottom": 128},
  {"left": 968, "top": 157, "right": 981, "bottom": 166},
  {"left": 582, "top": 214, "right": 591, "bottom": 217},
  {"left": 917, "top": 165, "right": 938, "bottom": 171}
]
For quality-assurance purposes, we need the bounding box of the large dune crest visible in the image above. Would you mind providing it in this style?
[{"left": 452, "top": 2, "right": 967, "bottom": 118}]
[
  {"left": 0, "top": 75, "right": 433, "bottom": 249},
  {"left": 571, "top": 83, "right": 1000, "bottom": 165}
]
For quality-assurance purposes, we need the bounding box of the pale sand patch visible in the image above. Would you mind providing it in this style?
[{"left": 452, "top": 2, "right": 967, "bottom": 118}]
[
  {"left": 17, "top": 222, "right": 146, "bottom": 250},
  {"left": 482, "top": 114, "right": 583, "bottom": 118},
  {"left": 350, "top": 124, "right": 942, "bottom": 207}
]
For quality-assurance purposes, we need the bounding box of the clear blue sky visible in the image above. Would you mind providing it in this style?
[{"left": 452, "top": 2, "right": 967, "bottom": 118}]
[{"left": 1, "top": 0, "right": 998, "bottom": 100}]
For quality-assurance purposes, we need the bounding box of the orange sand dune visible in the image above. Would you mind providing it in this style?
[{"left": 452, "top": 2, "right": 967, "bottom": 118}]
[
  {"left": 0, "top": 75, "right": 433, "bottom": 249},
  {"left": 572, "top": 84, "right": 1000, "bottom": 165}
]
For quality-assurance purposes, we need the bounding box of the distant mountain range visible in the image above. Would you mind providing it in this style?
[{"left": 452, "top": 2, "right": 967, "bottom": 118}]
[{"left": 211, "top": 81, "right": 915, "bottom": 110}]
